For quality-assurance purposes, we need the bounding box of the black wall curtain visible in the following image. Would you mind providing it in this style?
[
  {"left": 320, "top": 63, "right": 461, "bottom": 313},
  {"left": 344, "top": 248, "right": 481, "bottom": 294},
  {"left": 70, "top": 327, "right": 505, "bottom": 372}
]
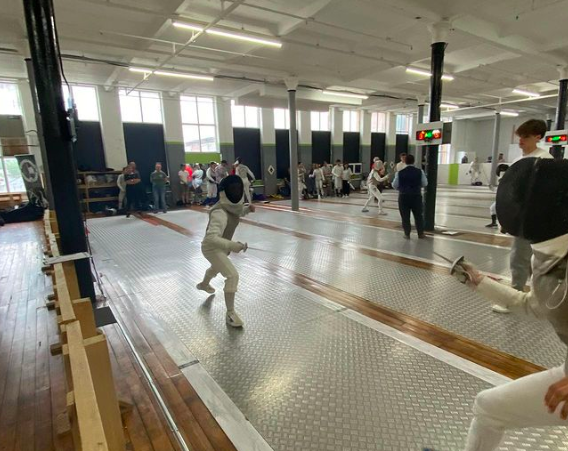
[
  {"left": 123, "top": 123, "right": 168, "bottom": 189},
  {"left": 275, "top": 129, "right": 290, "bottom": 179},
  {"left": 343, "top": 132, "right": 360, "bottom": 163},
  {"left": 233, "top": 127, "right": 262, "bottom": 179},
  {"left": 370, "top": 132, "right": 386, "bottom": 164},
  {"left": 73, "top": 121, "right": 106, "bottom": 172},
  {"left": 312, "top": 131, "right": 331, "bottom": 164},
  {"left": 395, "top": 134, "right": 410, "bottom": 160}
]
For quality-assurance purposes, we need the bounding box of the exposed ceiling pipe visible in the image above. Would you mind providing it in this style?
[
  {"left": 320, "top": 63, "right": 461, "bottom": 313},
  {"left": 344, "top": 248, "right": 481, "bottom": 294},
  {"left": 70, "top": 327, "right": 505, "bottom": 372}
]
[
  {"left": 218, "top": 0, "right": 412, "bottom": 49},
  {"left": 126, "top": 0, "right": 247, "bottom": 94}
]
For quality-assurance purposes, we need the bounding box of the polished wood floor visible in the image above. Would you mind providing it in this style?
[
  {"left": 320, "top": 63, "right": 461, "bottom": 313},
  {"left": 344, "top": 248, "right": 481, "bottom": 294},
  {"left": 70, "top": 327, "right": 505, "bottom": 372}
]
[{"left": 0, "top": 221, "right": 236, "bottom": 451}]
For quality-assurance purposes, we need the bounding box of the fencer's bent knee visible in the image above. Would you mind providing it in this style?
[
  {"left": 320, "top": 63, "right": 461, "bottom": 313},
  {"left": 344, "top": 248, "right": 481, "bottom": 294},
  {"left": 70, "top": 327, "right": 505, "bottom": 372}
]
[
  {"left": 224, "top": 269, "right": 239, "bottom": 293},
  {"left": 471, "top": 389, "right": 506, "bottom": 430}
]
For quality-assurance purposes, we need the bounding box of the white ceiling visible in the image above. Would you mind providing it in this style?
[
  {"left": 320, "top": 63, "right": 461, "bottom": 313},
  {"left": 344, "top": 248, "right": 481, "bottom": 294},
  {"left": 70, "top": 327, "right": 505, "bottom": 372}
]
[{"left": 2, "top": 0, "right": 567, "bottom": 116}]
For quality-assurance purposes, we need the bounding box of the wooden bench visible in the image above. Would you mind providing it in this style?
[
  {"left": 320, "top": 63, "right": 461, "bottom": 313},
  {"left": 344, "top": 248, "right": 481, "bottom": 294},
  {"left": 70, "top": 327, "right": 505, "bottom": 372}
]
[{"left": 42, "top": 211, "right": 127, "bottom": 451}]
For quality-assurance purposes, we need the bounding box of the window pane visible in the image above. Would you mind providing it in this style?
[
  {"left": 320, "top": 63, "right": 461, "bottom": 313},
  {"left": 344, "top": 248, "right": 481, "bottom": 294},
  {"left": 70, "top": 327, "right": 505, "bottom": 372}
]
[
  {"left": 4, "top": 158, "right": 25, "bottom": 193},
  {"left": 72, "top": 86, "right": 99, "bottom": 121},
  {"left": 371, "top": 113, "right": 377, "bottom": 132},
  {"left": 141, "top": 92, "right": 162, "bottom": 123},
  {"left": 0, "top": 83, "right": 22, "bottom": 115},
  {"left": 275, "top": 108, "right": 288, "bottom": 129},
  {"left": 0, "top": 160, "right": 6, "bottom": 193},
  {"left": 181, "top": 97, "right": 198, "bottom": 124},
  {"left": 310, "top": 111, "right": 319, "bottom": 131},
  {"left": 320, "top": 111, "right": 329, "bottom": 131},
  {"left": 183, "top": 124, "right": 201, "bottom": 152},
  {"left": 119, "top": 90, "right": 142, "bottom": 122},
  {"left": 343, "top": 112, "right": 350, "bottom": 131},
  {"left": 200, "top": 125, "right": 217, "bottom": 152},
  {"left": 231, "top": 103, "right": 245, "bottom": 127},
  {"left": 245, "top": 106, "right": 259, "bottom": 128},
  {"left": 197, "top": 98, "right": 215, "bottom": 124}
]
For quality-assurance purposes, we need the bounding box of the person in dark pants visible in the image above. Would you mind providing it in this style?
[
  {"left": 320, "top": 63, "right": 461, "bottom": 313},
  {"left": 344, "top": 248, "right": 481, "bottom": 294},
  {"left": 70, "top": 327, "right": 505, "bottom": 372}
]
[
  {"left": 392, "top": 154, "right": 428, "bottom": 239},
  {"left": 125, "top": 162, "right": 143, "bottom": 218}
]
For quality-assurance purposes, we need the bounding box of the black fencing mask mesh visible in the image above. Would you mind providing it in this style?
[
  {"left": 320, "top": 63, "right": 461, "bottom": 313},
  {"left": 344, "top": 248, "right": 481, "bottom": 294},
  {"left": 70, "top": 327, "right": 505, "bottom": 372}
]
[
  {"left": 219, "top": 175, "right": 244, "bottom": 204},
  {"left": 496, "top": 157, "right": 568, "bottom": 243}
]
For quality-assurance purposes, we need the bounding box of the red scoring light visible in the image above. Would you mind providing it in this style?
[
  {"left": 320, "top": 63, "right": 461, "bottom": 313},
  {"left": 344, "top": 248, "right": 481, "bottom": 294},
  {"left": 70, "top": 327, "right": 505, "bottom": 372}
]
[
  {"left": 416, "top": 129, "right": 442, "bottom": 141},
  {"left": 546, "top": 135, "right": 567, "bottom": 143},
  {"left": 432, "top": 129, "right": 442, "bottom": 139},
  {"left": 416, "top": 130, "right": 426, "bottom": 141}
]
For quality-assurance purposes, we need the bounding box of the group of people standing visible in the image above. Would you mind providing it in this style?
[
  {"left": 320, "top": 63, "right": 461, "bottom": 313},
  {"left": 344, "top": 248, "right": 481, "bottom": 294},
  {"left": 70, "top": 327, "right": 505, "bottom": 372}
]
[
  {"left": 117, "top": 161, "right": 169, "bottom": 217},
  {"left": 180, "top": 158, "right": 256, "bottom": 207},
  {"left": 296, "top": 161, "right": 354, "bottom": 199}
]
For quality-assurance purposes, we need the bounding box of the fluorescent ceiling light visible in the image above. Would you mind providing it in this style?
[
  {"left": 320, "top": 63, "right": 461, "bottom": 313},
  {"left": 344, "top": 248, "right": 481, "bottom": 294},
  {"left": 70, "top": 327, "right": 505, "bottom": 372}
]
[
  {"left": 500, "top": 111, "right": 519, "bottom": 117},
  {"left": 172, "top": 21, "right": 204, "bottom": 32},
  {"left": 173, "top": 22, "right": 281, "bottom": 47},
  {"left": 406, "top": 67, "right": 454, "bottom": 81},
  {"left": 129, "top": 67, "right": 213, "bottom": 81},
  {"left": 205, "top": 29, "right": 282, "bottom": 47},
  {"left": 440, "top": 103, "right": 459, "bottom": 109},
  {"left": 322, "top": 90, "right": 368, "bottom": 100},
  {"left": 513, "top": 88, "right": 540, "bottom": 97}
]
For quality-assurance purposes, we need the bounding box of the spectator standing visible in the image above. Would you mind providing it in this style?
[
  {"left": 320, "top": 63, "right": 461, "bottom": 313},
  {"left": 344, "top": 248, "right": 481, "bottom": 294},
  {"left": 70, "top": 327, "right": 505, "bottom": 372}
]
[
  {"left": 341, "top": 163, "right": 353, "bottom": 197},
  {"left": 117, "top": 166, "right": 127, "bottom": 211},
  {"left": 204, "top": 161, "right": 218, "bottom": 206},
  {"left": 395, "top": 153, "right": 407, "bottom": 172},
  {"left": 392, "top": 154, "right": 427, "bottom": 239},
  {"left": 178, "top": 164, "right": 190, "bottom": 205},
  {"left": 331, "top": 160, "right": 343, "bottom": 197},
  {"left": 125, "top": 162, "right": 143, "bottom": 218},
  {"left": 192, "top": 163, "right": 204, "bottom": 204},
  {"left": 150, "top": 162, "right": 169, "bottom": 213}
]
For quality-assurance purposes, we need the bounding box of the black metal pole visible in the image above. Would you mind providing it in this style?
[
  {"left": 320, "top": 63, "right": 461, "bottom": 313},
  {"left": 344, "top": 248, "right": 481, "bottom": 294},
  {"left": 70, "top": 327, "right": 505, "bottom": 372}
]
[
  {"left": 25, "top": 58, "right": 54, "bottom": 207},
  {"left": 551, "top": 78, "right": 568, "bottom": 159},
  {"left": 424, "top": 41, "right": 446, "bottom": 232},
  {"left": 23, "top": 0, "right": 95, "bottom": 301}
]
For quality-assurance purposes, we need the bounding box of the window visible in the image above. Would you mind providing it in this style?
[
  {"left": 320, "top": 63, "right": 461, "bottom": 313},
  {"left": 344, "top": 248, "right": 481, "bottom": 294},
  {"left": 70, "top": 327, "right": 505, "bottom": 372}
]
[
  {"left": 180, "top": 96, "right": 217, "bottom": 153},
  {"left": 343, "top": 110, "right": 360, "bottom": 132},
  {"left": 119, "top": 89, "right": 163, "bottom": 123},
  {"left": 0, "top": 83, "right": 25, "bottom": 193},
  {"left": 231, "top": 100, "right": 260, "bottom": 128},
  {"left": 311, "top": 111, "right": 330, "bottom": 131},
  {"left": 0, "top": 83, "right": 21, "bottom": 115},
  {"left": 395, "top": 114, "right": 412, "bottom": 134},
  {"left": 438, "top": 144, "right": 451, "bottom": 164},
  {"left": 62, "top": 85, "right": 99, "bottom": 121},
  {"left": 274, "top": 108, "right": 290, "bottom": 129},
  {"left": 371, "top": 112, "right": 387, "bottom": 133}
]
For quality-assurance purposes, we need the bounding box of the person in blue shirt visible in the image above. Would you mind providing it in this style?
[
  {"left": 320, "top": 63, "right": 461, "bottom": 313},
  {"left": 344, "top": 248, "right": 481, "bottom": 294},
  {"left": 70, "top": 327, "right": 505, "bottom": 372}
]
[{"left": 392, "top": 154, "right": 428, "bottom": 239}]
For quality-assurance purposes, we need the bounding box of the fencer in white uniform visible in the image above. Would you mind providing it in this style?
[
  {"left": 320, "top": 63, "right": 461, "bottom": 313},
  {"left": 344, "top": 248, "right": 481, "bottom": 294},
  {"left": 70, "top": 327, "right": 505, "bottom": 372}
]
[
  {"left": 468, "top": 158, "right": 481, "bottom": 185},
  {"left": 331, "top": 161, "right": 343, "bottom": 197},
  {"left": 362, "top": 167, "right": 389, "bottom": 214},
  {"left": 196, "top": 175, "right": 253, "bottom": 328},
  {"left": 205, "top": 162, "right": 217, "bottom": 205},
  {"left": 234, "top": 158, "right": 255, "bottom": 204},
  {"left": 311, "top": 164, "right": 324, "bottom": 199}
]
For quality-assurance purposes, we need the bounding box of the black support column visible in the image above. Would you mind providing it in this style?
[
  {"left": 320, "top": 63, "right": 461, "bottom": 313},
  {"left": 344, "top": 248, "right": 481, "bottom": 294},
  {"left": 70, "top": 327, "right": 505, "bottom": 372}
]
[
  {"left": 424, "top": 22, "right": 450, "bottom": 232},
  {"left": 551, "top": 74, "right": 568, "bottom": 159},
  {"left": 23, "top": 0, "right": 95, "bottom": 301}
]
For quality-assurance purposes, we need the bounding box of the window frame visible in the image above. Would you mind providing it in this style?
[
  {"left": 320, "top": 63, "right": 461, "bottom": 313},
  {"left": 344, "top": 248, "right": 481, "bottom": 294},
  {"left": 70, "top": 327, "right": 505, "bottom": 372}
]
[
  {"left": 0, "top": 82, "right": 22, "bottom": 115},
  {"left": 370, "top": 112, "right": 387, "bottom": 133},
  {"left": 180, "top": 95, "right": 218, "bottom": 153},
  {"left": 118, "top": 88, "right": 163, "bottom": 124},
  {"left": 343, "top": 110, "right": 360, "bottom": 132},
  {"left": 231, "top": 100, "right": 260, "bottom": 128},
  {"left": 274, "top": 108, "right": 290, "bottom": 130},
  {"left": 395, "top": 113, "right": 413, "bottom": 135},
  {"left": 311, "top": 111, "right": 330, "bottom": 132},
  {"left": 0, "top": 82, "right": 25, "bottom": 193},
  {"left": 62, "top": 84, "right": 100, "bottom": 121}
]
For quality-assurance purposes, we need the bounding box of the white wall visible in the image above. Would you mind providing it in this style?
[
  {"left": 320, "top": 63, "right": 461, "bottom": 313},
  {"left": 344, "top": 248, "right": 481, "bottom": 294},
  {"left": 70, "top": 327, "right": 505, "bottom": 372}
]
[
  {"left": 97, "top": 86, "right": 127, "bottom": 169},
  {"left": 451, "top": 114, "right": 538, "bottom": 163}
]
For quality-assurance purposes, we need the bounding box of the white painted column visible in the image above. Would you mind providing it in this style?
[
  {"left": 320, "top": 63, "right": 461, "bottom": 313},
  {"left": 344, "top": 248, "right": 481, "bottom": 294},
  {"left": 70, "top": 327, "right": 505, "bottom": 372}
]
[
  {"left": 260, "top": 107, "right": 277, "bottom": 195},
  {"left": 216, "top": 98, "right": 234, "bottom": 162},
  {"left": 162, "top": 93, "right": 184, "bottom": 143},
  {"left": 361, "top": 110, "right": 371, "bottom": 167},
  {"left": 386, "top": 112, "right": 397, "bottom": 165},
  {"left": 298, "top": 110, "right": 312, "bottom": 167},
  {"left": 331, "top": 107, "right": 343, "bottom": 162},
  {"left": 97, "top": 86, "right": 127, "bottom": 170}
]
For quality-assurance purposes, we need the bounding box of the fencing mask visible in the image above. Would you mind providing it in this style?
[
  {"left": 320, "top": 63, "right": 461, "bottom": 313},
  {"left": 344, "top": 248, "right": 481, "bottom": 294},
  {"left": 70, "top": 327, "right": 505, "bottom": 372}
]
[
  {"left": 219, "top": 175, "right": 244, "bottom": 204},
  {"left": 496, "top": 157, "right": 568, "bottom": 243}
]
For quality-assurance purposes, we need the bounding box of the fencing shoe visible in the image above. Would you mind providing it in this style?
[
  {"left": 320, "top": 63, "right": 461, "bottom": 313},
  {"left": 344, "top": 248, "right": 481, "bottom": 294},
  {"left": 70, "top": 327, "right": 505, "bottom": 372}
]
[
  {"left": 196, "top": 282, "right": 215, "bottom": 294},
  {"left": 226, "top": 311, "right": 244, "bottom": 328},
  {"left": 491, "top": 304, "right": 511, "bottom": 314},
  {"left": 362, "top": 208, "right": 370, "bottom": 212}
]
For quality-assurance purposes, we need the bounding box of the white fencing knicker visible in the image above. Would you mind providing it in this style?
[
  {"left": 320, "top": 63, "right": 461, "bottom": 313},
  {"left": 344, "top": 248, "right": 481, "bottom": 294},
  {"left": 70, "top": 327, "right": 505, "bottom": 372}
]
[{"left": 363, "top": 185, "right": 384, "bottom": 213}]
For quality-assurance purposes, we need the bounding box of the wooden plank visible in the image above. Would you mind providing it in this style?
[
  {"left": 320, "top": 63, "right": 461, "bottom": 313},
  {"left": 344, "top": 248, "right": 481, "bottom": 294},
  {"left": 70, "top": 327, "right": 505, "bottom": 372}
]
[
  {"left": 66, "top": 321, "right": 110, "bottom": 451},
  {"left": 72, "top": 299, "right": 98, "bottom": 339},
  {"left": 54, "top": 265, "right": 76, "bottom": 325},
  {"left": 83, "top": 334, "right": 126, "bottom": 451}
]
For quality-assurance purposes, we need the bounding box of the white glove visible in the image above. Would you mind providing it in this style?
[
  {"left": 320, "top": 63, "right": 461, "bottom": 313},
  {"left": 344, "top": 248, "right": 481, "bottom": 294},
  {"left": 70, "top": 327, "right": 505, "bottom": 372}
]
[
  {"left": 451, "top": 258, "right": 483, "bottom": 287},
  {"left": 229, "top": 241, "right": 247, "bottom": 253}
]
